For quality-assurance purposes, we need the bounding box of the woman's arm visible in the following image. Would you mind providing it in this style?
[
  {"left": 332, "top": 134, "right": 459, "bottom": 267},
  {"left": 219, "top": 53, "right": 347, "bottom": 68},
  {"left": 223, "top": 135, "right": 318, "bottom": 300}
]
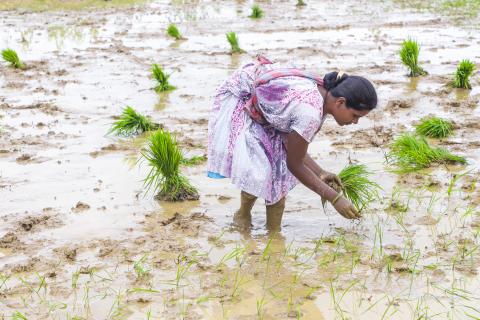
[
  {"left": 304, "top": 153, "right": 343, "bottom": 191},
  {"left": 304, "top": 153, "right": 325, "bottom": 177},
  {"left": 286, "top": 131, "right": 337, "bottom": 202},
  {"left": 286, "top": 131, "right": 359, "bottom": 219}
]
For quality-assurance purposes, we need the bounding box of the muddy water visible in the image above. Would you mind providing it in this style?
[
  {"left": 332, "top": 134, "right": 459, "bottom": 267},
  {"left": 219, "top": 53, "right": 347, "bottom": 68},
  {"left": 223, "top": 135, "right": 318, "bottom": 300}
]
[{"left": 1, "top": 0, "right": 480, "bottom": 319}]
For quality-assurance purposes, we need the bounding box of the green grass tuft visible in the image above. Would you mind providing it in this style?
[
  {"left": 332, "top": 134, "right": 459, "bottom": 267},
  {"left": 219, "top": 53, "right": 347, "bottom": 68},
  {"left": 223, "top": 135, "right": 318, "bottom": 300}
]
[
  {"left": 249, "top": 4, "right": 264, "bottom": 18},
  {"left": 152, "top": 64, "right": 176, "bottom": 93},
  {"left": 399, "top": 38, "right": 427, "bottom": 77},
  {"left": 296, "top": 0, "right": 307, "bottom": 6},
  {"left": 226, "top": 31, "right": 243, "bottom": 54},
  {"left": 338, "top": 164, "right": 381, "bottom": 212},
  {"left": 2, "top": 48, "right": 25, "bottom": 69},
  {"left": 167, "top": 23, "right": 182, "bottom": 40},
  {"left": 141, "top": 130, "right": 199, "bottom": 201},
  {"left": 181, "top": 154, "right": 207, "bottom": 166},
  {"left": 387, "top": 133, "right": 466, "bottom": 173},
  {"left": 415, "top": 117, "right": 454, "bottom": 138},
  {"left": 109, "top": 106, "right": 160, "bottom": 136},
  {"left": 453, "top": 59, "right": 476, "bottom": 89}
]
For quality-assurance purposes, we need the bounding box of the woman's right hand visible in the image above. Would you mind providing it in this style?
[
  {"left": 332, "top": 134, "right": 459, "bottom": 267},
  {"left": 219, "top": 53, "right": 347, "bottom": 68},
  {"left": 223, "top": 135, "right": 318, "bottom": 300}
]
[{"left": 332, "top": 196, "right": 361, "bottom": 219}]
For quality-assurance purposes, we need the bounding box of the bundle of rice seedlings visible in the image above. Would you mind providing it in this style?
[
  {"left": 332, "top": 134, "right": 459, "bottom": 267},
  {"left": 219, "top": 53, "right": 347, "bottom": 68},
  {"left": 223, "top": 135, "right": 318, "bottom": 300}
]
[
  {"left": 167, "top": 23, "right": 183, "bottom": 40},
  {"left": 249, "top": 4, "right": 263, "bottom": 19},
  {"left": 296, "top": 0, "right": 307, "bottom": 6},
  {"left": 337, "top": 164, "right": 381, "bottom": 212},
  {"left": 452, "top": 59, "right": 476, "bottom": 89},
  {"left": 141, "top": 130, "right": 199, "bottom": 201},
  {"left": 399, "top": 38, "right": 427, "bottom": 77},
  {"left": 2, "top": 48, "right": 25, "bottom": 69},
  {"left": 226, "top": 31, "right": 244, "bottom": 54},
  {"left": 387, "top": 133, "right": 466, "bottom": 173},
  {"left": 152, "top": 64, "right": 175, "bottom": 93},
  {"left": 109, "top": 106, "right": 160, "bottom": 136},
  {"left": 415, "top": 117, "right": 453, "bottom": 139}
]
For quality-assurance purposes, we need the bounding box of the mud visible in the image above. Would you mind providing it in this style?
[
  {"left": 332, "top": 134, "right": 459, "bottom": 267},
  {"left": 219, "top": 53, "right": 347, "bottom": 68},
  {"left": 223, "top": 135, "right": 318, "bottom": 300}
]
[{"left": 1, "top": 0, "right": 480, "bottom": 319}]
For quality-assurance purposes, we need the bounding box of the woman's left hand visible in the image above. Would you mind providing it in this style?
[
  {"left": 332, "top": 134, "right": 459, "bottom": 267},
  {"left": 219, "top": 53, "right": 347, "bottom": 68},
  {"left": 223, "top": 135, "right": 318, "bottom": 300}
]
[{"left": 319, "top": 170, "right": 343, "bottom": 193}]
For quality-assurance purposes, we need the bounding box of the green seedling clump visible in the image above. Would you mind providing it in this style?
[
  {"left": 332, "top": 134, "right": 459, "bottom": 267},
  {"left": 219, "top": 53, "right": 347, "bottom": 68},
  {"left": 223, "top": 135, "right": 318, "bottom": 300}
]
[
  {"left": 141, "top": 130, "right": 199, "bottom": 201},
  {"left": 152, "top": 64, "right": 175, "bottom": 93},
  {"left": 226, "top": 31, "right": 244, "bottom": 54},
  {"left": 338, "top": 164, "right": 381, "bottom": 212},
  {"left": 2, "top": 48, "right": 25, "bottom": 69},
  {"left": 387, "top": 133, "right": 466, "bottom": 173},
  {"left": 415, "top": 117, "right": 453, "bottom": 139},
  {"left": 399, "top": 38, "right": 427, "bottom": 77},
  {"left": 167, "top": 23, "right": 183, "bottom": 40},
  {"left": 181, "top": 154, "right": 207, "bottom": 166},
  {"left": 249, "top": 4, "right": 264, "bottom": 19},
  {"left": 109, "top": 106, "right": 160, "bottom": 136},
  {"left": 296, "top": 0, "right": 307, "bottom": 6},
  {"left": 453, "top": 59, "right": 476, "bottom": 89}
]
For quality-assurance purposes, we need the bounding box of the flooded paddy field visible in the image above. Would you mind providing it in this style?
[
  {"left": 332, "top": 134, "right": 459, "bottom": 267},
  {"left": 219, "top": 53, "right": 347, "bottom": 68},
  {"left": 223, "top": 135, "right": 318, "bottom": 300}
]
[{"left": 1, "top": 0, "right": 480, "bottom": 318}]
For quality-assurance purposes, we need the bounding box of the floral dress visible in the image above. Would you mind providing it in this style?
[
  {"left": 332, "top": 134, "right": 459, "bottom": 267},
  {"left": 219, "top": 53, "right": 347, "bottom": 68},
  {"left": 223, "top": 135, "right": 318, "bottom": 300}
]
[{"left": 207, "top": 58, "right": 326, "bottom": 204}]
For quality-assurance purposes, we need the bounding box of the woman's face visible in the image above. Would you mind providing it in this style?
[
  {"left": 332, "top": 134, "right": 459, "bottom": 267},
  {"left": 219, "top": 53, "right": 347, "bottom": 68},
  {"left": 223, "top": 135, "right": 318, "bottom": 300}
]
[{"left": 330, "top": 97, "right": 370, "bottom": 126}]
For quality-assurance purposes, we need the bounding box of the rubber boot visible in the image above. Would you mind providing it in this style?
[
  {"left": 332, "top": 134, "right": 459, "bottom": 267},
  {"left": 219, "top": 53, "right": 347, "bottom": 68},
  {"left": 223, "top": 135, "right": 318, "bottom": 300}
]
[
  {"left": 265, "top": 197, "right": 286, "bottom": 232},
  {"left": 233, "top": 191, "right": 257, "bottom": 230}
]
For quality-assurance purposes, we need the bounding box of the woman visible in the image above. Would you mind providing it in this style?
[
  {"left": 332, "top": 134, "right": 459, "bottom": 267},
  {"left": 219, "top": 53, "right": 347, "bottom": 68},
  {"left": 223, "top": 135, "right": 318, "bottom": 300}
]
[{"left": 207, "top": 55, "right": 377, "bottom": 231}]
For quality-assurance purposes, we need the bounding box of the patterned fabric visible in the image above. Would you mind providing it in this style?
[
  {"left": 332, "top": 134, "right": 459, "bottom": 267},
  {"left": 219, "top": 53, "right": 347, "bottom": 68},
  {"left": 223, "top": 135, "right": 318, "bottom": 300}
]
[
  {"left": 243, "top": 55, "right": 324, "bottom": 125},
  {"left": 207, "top": 57, "right": 326, "bottom": 204}
]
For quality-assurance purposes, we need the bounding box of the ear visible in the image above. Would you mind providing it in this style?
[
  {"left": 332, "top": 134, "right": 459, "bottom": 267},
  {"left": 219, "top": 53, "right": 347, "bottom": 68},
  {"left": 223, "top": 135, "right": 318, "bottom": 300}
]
[{"left": 336, "top": 97, "right": 346, "bottom": 108}]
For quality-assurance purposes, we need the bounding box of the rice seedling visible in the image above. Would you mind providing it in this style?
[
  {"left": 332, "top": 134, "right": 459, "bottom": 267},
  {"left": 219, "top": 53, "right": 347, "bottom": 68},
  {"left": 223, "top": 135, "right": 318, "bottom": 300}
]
[
  {"left": 426, "top": 192, "right": 438, "bottom": 215},
  {"left": 399, "top": 38, "right": 427, "bottom": 77},
  {"left": 167, "top": 23, "right": 183, "bottom": 40},
  {"left": 262, "top": 237, "right": 273, "bottom": 262},
  {"left": 71, "top": 269, "right": 80, "bottom": 290},
  {"left": 2, "top": 48, "right": 25, "bottom": 69},
  {"left": 230, "top": 268, "right": 248, "bottom": 297},
  {"left": 140, "top": 130, "right": 199, "bottom": 201},
  {"left": 452, "top": 59, "right": 476, "bottom": 89},
  {"left": 387, "top": 133, "right": 466, "bottom": 173},
  {"left": 387, "top": 186, "right": 409, "bottom": 213},
  {"left": 83, "top": 282, "right": 91, "bottom": 315},
  {"left": 337, "top": 164, "right": 381, "bottom": 212},
  {"left": 415, "top": 117, "right": 453, "bottom": 139},
  {"left": 385, "top": 256, "right": 394, "bottom": 273},
  {"left": 181, "top": 154, "right": 207, "bottom": 166},
  {"left": 133, "top": 254, "right": 150, "bottom": 279},
  {"left": 226, "top": 31, "right": 244, "bottom": 54},
  {"left": 256, "top": 296, "right": 267, "bottom": 320},
  {"left": 0, "top": 273, "right": 9, "bottom": 290},
  {"left": 249, "top": 4, "right": 264, "bottom": 19},
  {"left": 174, "top": 254, "right": 197, "bottom": 288},
  {"left": 109, "top": 106, "right": 160, "bottom": 136},
  {"left": 329, "top": 279, "right": 359, "bottom": 319},
  {"left": 296, "top": 0, "right": 307, "bottom": 6},
  {"left": 12, "top": 311, "right": 28, "bottom": 320},
  {"left": 217, "top": 246, "right": 246, "bottom": 267},
  {"left": 35, "top": 272, "right": 47, "bottom": 298},
  {"left": 152, "top": 64, "right": 175, "bottom": 93},
  {"left": 371, "top": 220, "right": 384, "bottom": 260}
]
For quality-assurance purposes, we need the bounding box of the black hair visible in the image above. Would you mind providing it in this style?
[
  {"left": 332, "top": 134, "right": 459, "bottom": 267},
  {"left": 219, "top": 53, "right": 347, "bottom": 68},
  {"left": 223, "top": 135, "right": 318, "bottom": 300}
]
[{"left": 323, "top": 72, "right": 377, "bottom": 111}]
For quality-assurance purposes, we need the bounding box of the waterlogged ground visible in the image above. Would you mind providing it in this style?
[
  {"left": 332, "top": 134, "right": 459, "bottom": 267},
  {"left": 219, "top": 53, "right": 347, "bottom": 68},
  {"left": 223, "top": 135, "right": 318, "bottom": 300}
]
[{"left": 1, "top": 0, "right": 480, "bottom": 319}]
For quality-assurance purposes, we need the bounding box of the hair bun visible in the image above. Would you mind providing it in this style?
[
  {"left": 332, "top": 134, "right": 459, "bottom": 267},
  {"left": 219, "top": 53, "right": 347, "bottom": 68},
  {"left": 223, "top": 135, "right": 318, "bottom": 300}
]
[{"left": 323, "top": 71, "right": 349, "bottom": 90}]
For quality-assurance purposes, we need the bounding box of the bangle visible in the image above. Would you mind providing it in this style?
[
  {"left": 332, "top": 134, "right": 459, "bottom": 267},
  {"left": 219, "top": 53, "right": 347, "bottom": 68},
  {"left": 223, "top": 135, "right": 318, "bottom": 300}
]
[{"left": 331, "top": 193, "right": 343, "bottom": 205}]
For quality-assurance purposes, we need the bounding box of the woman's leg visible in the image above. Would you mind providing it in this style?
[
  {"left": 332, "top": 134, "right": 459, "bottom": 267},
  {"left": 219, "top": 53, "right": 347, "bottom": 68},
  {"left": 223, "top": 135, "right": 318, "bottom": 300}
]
[
  {"left": 265, "top": 197, "right": 286, "bottom": 232},
  {"left": 233, "top": 191, "right": 257, "bottom": 229}
]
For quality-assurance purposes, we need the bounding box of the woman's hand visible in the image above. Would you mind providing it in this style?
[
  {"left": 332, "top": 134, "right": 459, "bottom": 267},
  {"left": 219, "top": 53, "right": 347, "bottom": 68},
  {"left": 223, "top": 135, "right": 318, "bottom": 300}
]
[
  {"left": 319, "top": 170, "right": 343, "bottom": 193},
  {"left": 332, "top": 196, "right": 361, "bottom": 219}
]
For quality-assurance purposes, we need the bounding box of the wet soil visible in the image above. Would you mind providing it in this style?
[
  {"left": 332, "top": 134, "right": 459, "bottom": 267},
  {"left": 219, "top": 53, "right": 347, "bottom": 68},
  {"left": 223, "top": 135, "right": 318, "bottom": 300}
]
[{"left": 1, "top": 0, "right": 480, "bottom": 319}]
